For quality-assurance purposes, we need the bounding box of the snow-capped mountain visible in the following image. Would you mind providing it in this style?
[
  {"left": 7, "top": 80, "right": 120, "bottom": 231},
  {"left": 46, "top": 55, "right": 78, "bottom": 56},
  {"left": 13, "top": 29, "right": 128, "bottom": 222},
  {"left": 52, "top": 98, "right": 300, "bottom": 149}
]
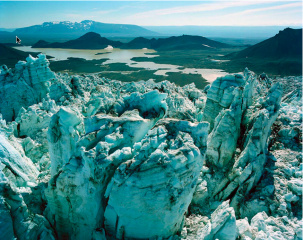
[{"left": 13, "top": 20, "right": 159, "bottom": 37}]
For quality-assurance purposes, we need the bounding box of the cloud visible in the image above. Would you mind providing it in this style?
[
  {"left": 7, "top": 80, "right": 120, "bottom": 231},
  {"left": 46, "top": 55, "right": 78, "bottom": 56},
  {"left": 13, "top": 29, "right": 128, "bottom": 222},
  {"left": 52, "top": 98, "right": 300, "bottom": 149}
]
[
  {"left": 225, "top": 1, "right": 302, "bottom": 17},
  {"left": 128, "top": 1, "right": 273, "bottom": 19},
  {"left": 63, "top": 6, "right": 128, "bottom": 22},
  {"left": 64, "top": 13, "right": 83, "bottom": 18},
  {"left": 123, "top": 1, "right": 302, "bottom": 26}
]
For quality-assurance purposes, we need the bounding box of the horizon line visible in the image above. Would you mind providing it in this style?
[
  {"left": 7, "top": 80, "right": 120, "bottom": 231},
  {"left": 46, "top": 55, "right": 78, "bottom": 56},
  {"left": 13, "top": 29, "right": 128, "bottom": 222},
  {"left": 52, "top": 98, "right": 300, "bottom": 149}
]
[{"left": 1, "top": 20, "right": 302, "bottom": 29}]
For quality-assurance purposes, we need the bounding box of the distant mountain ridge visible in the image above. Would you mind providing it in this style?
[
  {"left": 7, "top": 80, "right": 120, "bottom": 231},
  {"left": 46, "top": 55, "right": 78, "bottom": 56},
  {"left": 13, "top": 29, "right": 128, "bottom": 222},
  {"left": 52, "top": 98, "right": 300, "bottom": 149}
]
[
  {"left": 32, "top": 32, "right": 123, "bottom": 49},
  {"left": 14, "top": 20, "right": 159, "bottom": 37},
  {"left": 0, "top": 20, "right": 160, "bottom": 45},
  {"left": 144, "top": 25, "right": 301, "bottom": 40},
  {"left": 226, "top": 28, "right": 302, "bottom": 75},
  {"left": 230, "top": 28, "right": 302, "bottom": 60},
  {"left": 121, "top": 35, "right": 230, "bottom": 50},
  {"left": 33, "top": 33, "right": 230, "bottom": 51}
]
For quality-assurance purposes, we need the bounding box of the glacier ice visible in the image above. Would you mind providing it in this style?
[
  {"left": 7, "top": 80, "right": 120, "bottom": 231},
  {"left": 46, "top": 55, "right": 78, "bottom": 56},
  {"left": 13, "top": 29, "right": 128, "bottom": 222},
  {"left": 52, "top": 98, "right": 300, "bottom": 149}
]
[
  {"left": 0, "top": 54, "right": 56, "bottom": 122},
  {"left": 104, "top": 120, "right": 208, "bottom": 239},
  {"left": 0, "top": 56, "right": 302, "bottom": 240},
  {"left": 198, "top": 201, "right": 237, "bottom": 240}
]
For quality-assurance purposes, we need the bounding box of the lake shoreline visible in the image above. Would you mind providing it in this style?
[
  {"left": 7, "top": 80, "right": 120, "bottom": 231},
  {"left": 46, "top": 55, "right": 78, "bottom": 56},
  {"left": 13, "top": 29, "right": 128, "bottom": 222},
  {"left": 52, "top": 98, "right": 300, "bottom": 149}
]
[{"left": 12, "top": 46, "right": 233, "bottom": 87}]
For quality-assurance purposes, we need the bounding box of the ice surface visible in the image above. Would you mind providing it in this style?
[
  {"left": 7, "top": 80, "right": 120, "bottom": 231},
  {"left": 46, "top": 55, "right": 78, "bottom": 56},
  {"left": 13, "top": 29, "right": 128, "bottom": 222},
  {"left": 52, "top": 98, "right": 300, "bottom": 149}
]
[
  {"left": 0, "top": 57, "right": 301, "bottom": 240},
  {"left": 0, "top": 54, "right": 56, "bottom": 122}
]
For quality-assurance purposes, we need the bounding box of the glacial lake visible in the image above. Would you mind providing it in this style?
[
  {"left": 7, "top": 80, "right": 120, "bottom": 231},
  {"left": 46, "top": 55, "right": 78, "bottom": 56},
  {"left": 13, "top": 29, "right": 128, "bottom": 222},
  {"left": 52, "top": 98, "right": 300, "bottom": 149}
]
[{"left": 14, "top": 46, "right": 229, "bottom": 83}]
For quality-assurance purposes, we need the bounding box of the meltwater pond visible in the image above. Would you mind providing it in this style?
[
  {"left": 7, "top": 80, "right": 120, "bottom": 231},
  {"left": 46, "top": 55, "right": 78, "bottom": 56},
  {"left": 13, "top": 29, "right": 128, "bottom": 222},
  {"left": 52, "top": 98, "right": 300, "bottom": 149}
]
[{"left": 14, "top": 46, "right": 229, "bottom": 83}]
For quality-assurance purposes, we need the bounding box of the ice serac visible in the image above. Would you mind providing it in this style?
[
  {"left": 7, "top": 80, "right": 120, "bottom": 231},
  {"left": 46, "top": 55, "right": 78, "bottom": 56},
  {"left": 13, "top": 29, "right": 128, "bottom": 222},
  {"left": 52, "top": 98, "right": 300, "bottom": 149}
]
[
  {"left": 205, "top": 69, "right": 257, "bottom": 171},
  {"left": 206, "top": 87, "right": 243, "bottom": 170},
  {"left": 45, "top": 89, "right": 197, "bottom": 240},
  {"left": 0, "top": 132, "right": 38, "bottom": 187},
  {"left": 195, "top": 69, "right": 283, "bottom": 216},
  {"left": 202, "top": 74, "right": 246, "bottom": 131},
  {"left": 228, "top": 83, "right": 283, "bottom": 212},
  {"left": 0, "top": 171, "right": 55, "bottom": 240},
  {"left": 0, "top": 54, "right": 56, "bottom": 121},
  {"left": 0, "top": 115, "right": 55, "bottom": 240},
  {"left": 199, "top": 201, "right": 237, "bottom": 240},
  {"left": 104, "top": 119, "right": 209, "bottom": 239},
  {"left": 15, "top": 96, "right": 59, "bottom": 139},
  {"left": 236, "top": 218, "right": 253, "bottom": 239},
  {"left": 47, "top": 106, "right": 84, "bottom": 176},
  {"left": 0, "top": 56, "right": 300, "bottom": 240},
  {"left": 0, "top": 188, "right": 14, "bottom": 240}
]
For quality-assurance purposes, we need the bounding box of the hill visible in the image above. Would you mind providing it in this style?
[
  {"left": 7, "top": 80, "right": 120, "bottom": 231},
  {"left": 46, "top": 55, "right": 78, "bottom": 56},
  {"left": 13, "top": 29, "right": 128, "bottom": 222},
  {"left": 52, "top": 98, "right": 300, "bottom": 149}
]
[
  {"left": 121, "top": 35, "right": 230, "bottom": 50},
  {"left": 225, "top": 28, "right": 302, "bottom": 75},
  {"left": 230, "top": 28, "right": 302, "bottom": 60},
  {"left": 32, "top": 33, "right": 230, "bottom": 51},
  {"left": 120, "top": 37, "right": 154, "bottom": 49},
  {"left": 0, "top": 43, "right": 39, "bottom": 67},
  {"left": 32, "top": 32, "right": 123, "bottom": 49}
]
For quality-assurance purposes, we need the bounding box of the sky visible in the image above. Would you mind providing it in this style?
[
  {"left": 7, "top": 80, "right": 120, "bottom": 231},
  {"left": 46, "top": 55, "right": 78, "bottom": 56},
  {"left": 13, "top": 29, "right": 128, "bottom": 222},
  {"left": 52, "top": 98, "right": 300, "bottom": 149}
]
[{"left": 0, "top": 1, "right": 302, "bottom": 28}]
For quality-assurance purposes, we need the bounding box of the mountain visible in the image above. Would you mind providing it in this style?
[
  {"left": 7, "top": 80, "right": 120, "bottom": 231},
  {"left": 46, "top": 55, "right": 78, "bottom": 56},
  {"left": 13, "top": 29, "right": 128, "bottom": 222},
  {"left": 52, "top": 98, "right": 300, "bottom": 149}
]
[
  {"left": 225, "top": 28, "right": 302, "bottom": 75},
  {"left": 121, "top": 35, "right": 230, "bottom": 50},
  {"left": 0, "top": 31, "right": 15, "bottom": 43},
  {"left": 144, "top": 25, "right": 301, "bottom": 40},
  {"left": 0, "top": 28, "right": 16, "bottom": 32},
  {"left": 32, "top": 32, "right": 123, "bottom": 49},
  {"left": 230, "top": 28, "right": 302, "bottom": 60},
  {"left": 121, "top": 37, "right": 154, "bottom": 49},
  {"left": 0, "top": 20, "right": 159, "bottom": 45},
  {"left": 14, "top": 20, "right": 159, "bottom": 38},
  {"left": 32, "top": 33, "right": 230, "bottom": 51}
]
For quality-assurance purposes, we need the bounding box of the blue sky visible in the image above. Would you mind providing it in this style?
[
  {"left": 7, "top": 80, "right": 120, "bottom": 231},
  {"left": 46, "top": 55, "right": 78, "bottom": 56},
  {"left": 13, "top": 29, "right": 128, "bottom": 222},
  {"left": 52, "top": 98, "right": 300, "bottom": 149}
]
[{"left": 0, "top": 1, "right": 302, "bottom": 28}]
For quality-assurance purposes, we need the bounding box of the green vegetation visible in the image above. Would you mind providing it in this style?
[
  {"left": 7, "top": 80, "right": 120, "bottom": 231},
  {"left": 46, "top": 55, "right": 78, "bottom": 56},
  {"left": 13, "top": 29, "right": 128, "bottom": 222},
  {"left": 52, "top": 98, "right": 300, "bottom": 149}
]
[
  {"left": 50, "top": 58, "right": 108, "bottom": 73},
  {"left": 100, "top": 70, "right": 160, "bottom": 82},
  {"left": 165, "top": 72, "right": 208, "bottom": 89},
  {"left": 131, "top": 47, "right": 302, "bottom": 76},
  {"left": 100, "top": 71, "right": 208, "bottom": 89},
  {"left": 131, "top": 48, "right": 244, "bottom": 69},
  {"left": 0, "top": 43, "right": 41, "bottom": 68},
  {"left": 47, "top": 45, "right": 299, "bottom": 89},
  {"left": 49, "top": 58, "right": 145, "bottom": 73},
  {"left": 121, "top": 35, "right": 230, "bottom": 50},
  {"left": 220, "top": 58, "right": 303, "bottom": 76},
  {"left": 45, "top": 47, "right": 303, "bottom": 79},
  {"left": 95, "top": 52, "right": 111, "bottom": 55},
  {"left": 2, "top": 28, "right": 301, "bottom": 90},
  {"left": 33, "top": 32, "right": 123, "bottom": 49},
  {"left": 144, "top": 52, "right": 158, "bottom": 56},
  {"left": 225, "top": 28, "right": 302, "bottom": 76},
  {"left": 49, "top": 58, "right": 208, "bottom": 89}
]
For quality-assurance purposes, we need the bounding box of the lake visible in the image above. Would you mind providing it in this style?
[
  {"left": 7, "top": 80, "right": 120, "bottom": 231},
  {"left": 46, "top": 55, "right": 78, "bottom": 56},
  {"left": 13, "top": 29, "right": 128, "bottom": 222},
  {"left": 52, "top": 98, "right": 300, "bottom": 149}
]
[{"left": 14, "top": 46, "right": 230, "bottom": 83}]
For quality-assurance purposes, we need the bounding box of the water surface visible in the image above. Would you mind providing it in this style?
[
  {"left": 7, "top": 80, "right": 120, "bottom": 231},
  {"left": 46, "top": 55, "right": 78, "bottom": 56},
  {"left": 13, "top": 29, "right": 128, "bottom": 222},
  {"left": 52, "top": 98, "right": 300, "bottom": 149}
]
[{"left": 14, "top": 46, "right": 229, "bottom": 83}]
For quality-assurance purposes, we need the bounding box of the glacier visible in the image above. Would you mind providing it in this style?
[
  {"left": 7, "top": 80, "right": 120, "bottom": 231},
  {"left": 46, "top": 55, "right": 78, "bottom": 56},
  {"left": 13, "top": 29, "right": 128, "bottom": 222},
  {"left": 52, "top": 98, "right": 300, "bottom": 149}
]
[{"left": 0, "top": 54, "right": 302, "bottom": 240}]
